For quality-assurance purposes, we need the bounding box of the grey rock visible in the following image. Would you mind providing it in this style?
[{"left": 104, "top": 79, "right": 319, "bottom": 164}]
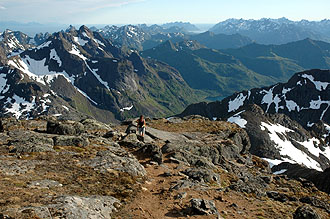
[
  {"left": 48, "top": 195, "right": 120, "bottom": 219},
  {"left": 119, "top": 133, "right": 144, "bottom": 148},
  {"left": 47, "top": 120, "right": 85, "bottom": 135},
  {"left": 137, "top": 143, "right": 163, "bottom": 164},
  {"left": 125, "top": 124, "right": 136, "bottom": 134},
  {"left": 81, "top": 119, "right": 113, "bottom": 132},
  {"left": 0, "top": 160, "right": 42, "bottom": 176},
  {"left": 17, "top": 206, "right": 52, "bottom": 219},
  {"left": 266, "top": 191, "right": 289, "bottom": 202},
  {"left": 53, "top": 135, "right": 90, "bottom": 147},
  {"left": 293, "top": 205, "right": 321, "bottom": 219},
  {"left": 170, "top": 180, "right": 197, "bottom": 191},
  {"left": 162, "top": 141, "right": 218, "bottom": 168},
  {"left": 168, "top": 150, "right": 216, "bottom": 169},
  {"left": 181, "top": 168, "right": 220, "bottom": 184},
  {"left": 190, "top": 198, "right": 218, "bottom": 215},
  {"left": 0, "top": 117, "right": 22, "bottom": 132},
  {"left": 84, "top": 147, "right": 146, "bottom": 177},
  {"left": 146, "top": 127, "right": 188, "bottom": 142},
  {"left": 8, "top": 131, "right": 54, "bottom": 153},
  {"left": 175, "top": 192, "right": 187, "bottom": 199},
  {"left": 299, "top": 196, "right": 330, "bottom": 213}
]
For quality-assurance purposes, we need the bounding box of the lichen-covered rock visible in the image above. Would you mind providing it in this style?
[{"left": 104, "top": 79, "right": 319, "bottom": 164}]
[
  {"left": 49, "top": 196, "right": 120, "bottom": 219},
  {"left": 293, "top": 205, "right": 321, "bottom": 219},
  {"left": 0, "top": 160, "right": 42, "bottom": 176},
  {"left": 81, "top": 119, "right": 113, "bottom": 135},
  {"left": 84, "top": 147, "right": 146, "bottom": 177},
  {"left": 17, "top": 196, "right": 120, "bottom": 219},
  {"left": 53, "top": 135, "right": 90, "bottom": 147},
  {"left": 181, "top": 168, "right": 220, "bottom": 184},
  {"left": 0, "top": 117, "right": 22, "bottom": 132},
  {"left": 46, "top": 120, "right": 85, "bottom": 135},
  {"left": 8, "top": 131, "right": 54, "bottom": 153},
  {"left": 190, "top": 199, "right": 218, "bottom": 215}
]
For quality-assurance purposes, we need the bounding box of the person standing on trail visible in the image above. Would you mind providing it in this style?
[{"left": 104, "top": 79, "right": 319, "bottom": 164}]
[{"left": 136, "top": 115, "right": 146, "bottom": 137}]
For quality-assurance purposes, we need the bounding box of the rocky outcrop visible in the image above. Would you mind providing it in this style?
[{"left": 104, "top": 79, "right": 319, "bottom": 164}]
[
  {"left": 1, "top": 116, "right": 330, "bottom": 219},
  {"left": 47, "top": 120, "right": 85, "bottom": 135},
  {"left": 15, "top": 196, "right": 120, "bottom": 219},
  {"left": 272, "top": 162, "right": 330, "bottom": 194},
  {"left": 84, "top": 147, "right": 146, "bottom": 177},
  {"left": 190, "top": 199, "right": 219, "bottom": 216},
  {"left": 293, "top": 205, "right": 321, "bottom": 219}
]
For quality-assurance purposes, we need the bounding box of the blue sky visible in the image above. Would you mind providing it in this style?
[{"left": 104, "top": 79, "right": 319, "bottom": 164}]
[{"left": 0, "top": 0, "right": 329, "bottom": 25}]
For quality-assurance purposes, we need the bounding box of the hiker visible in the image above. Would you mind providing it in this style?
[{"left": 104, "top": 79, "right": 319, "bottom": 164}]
[{"left": 136, "top": 115, "right": 146, "bottom": 137}]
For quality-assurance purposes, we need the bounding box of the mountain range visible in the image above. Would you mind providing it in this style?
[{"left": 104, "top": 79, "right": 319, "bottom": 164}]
[
  {"left": 141, "top": 38, "right": 330, "bottom": 100},
  {"left": 0, "top": 20, "right": 330, "bottom": 217},
  {"left": 180, "top": 69, "right": 330, "bottom": 176},
  {"left": 210, "top": 18, "right": 330, "bottom": 44},
  {"left": 0, "top": 26, "right": 201, "bottom": 123},
  {"left": 93, "top": 24, "right": 252, "bottom": 51}
]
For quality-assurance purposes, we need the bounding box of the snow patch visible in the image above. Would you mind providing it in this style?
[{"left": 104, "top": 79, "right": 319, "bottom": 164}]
[
  {"left": 49, "top": 49, "right": 62, "bottom": 67},
  {"left": 286, "top": 100, "right": 299, "bottom": 112},
  {"left": 0, "top": 73, "right": 9, "bottom": 95},
  {"left": 120, "top": 105, "right": 133, "bottom": 112},
  {"left": 4, "top": 95, "right": 36, "bottom": 119},
  {"left": 36, "top": 41, "right": 51, "bottom": 50},
  {"left": 227, "top": 111, "right": 247, "bottom": 128},
  {"left": 273, "top": 169, "right": 287, "bottom": 175},
  {"left": 260, "top": 122, "right": 322, "bottom": 171},
  {"left": 69, "top": 44, "right": 87, "bottom": 60},
  {"left": 228, "top": 93, "right": 246, "bottom": 112},
  {"left": 301, "top": 74, "right": 329, "bottom": 91},
  {"left": 308, "top": 96, "right": 330, "bottom": 120},
  {"left": 261, "top": 86, "right": 283, "bottom": 113},
  {"left": 62, "top": 105, "right": 69, "bottom": 111},
  {"left": 73, "top": 36, "right": 88, "bottom": 46}
]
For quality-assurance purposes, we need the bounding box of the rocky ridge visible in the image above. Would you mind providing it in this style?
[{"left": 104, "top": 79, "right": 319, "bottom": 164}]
[
  {"left": 180, "top": 69, "right": 330, "bottom": 193},
  {"left": 0, "top": 116, "right": 329, "bottom": 219}
]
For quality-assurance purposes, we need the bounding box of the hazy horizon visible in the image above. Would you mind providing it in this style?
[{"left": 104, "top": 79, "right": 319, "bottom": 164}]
[{"left": 0, "top": 0, "right": 329, "bottom": 25}]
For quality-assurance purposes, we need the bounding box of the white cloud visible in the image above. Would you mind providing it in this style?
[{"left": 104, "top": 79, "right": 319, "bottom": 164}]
[
  {"left": 0, "top": 0, "right": 145, "bottom": 23},
  {"left": 0, "top": 5, "right": 6, "bottom": 10}
]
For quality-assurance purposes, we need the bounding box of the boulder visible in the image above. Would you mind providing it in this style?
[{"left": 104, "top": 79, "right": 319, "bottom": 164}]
[
  {"left": 299, "top": 196, "right": 330, "bottom": 213},
  {"left": 293, "top": 205, "right": 321, "bottom": 219},
  {"left": 22, "top": 196, "right": 120, "bottom": 219},
  {"left": 81, "top": 119, "right": 113, "bottom": 135},
  {"left": 46, "top": 120, "right": 85, "bottom": 135},
  {"left": 53, "top": 136, "right": 90, "bottom": 147},
  {"left": 0, "top": 117, "right": 22, "bottom": 132},
  {"left": 181, "top": 168, "right": 220, "bottom": 184},
  {"left": 137, "top": 143, "right": 163, "bottom": 164},
  {"left": 0, "top": 160, "right": 42, "bottom": 176},
  {"left": 190, "top": 199, "right": 218, "bottom": 215},
  {"left": 119, "top": 133, "right": 144, "bottom": 148},
  {"left": 84, "top": 147, "right": 146, "bottom": 177},
  {"left": 8, "top": 131, "right": 54, "bottom": 153}
]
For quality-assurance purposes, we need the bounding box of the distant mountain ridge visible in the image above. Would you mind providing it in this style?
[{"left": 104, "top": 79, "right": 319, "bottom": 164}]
[
  {"left": 141, "top": 38, "right": 330, "bottom": 100},
  {"left": 181, "top": 69, "right": 330, "bottom": 128},
  {"left": 210, "top": 18, "right": 330, "bottom": 44}
]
